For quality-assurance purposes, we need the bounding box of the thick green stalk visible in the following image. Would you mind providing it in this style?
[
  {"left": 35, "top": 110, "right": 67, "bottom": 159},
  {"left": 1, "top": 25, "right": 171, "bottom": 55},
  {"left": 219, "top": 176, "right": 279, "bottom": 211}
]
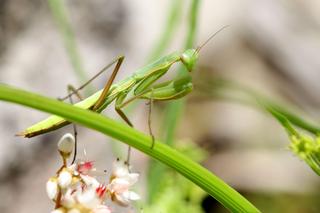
[{"left": 0, "top": 84, "right": 260, "bottom": 212}]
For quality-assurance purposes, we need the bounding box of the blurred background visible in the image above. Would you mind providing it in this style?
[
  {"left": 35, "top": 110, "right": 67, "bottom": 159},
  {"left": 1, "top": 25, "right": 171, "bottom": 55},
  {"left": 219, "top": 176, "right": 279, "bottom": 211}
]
[{"left": 0, "top": 0, "right": 320, "bottom": 212}]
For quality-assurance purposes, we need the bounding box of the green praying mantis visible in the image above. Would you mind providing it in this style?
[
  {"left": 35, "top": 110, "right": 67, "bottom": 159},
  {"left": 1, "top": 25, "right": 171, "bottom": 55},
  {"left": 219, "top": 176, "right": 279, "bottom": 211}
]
[{"left": 17, "top": 26, "right": 228, "bottom": 155}]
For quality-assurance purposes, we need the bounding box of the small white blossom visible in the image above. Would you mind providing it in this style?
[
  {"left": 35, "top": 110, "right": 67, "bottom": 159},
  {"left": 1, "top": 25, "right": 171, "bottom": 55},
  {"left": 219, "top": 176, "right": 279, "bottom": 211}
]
[
  {"left": 46, "top": 178, "right": 58, "bottom": 200},
  {"left": 58, "top": 170, "right": 72, "bottom": 188},
  {"left": 108, "top": 160, "right": 140, "bottom": 206},
  {"left": 111, "top": 160, "right": 129, "bottom": 178},
  {"left": 48, "top": 135, "right": 140, "bottom": 212},
  {"left": 108, "top": 178, "right": 140, "bottom": 206}
]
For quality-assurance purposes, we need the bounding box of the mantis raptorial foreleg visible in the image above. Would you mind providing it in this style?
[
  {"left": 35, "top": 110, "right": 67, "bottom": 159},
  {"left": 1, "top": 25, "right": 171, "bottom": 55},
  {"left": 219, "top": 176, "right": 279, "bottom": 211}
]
[
  {"left": 114, "top": 79, "right": 163, "bottom": 153},
  {"left": 59, "top": 56, "right": 125, "bottom": 102},
  {"left": 116, "top": 76, "right": 193, "bottom": 149}
]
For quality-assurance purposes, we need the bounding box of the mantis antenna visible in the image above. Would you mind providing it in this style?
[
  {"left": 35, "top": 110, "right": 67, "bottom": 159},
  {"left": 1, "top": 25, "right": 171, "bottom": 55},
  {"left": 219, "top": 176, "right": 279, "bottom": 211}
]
[{"left": 195, "top": 25, "right": 230, "bottom": 53}]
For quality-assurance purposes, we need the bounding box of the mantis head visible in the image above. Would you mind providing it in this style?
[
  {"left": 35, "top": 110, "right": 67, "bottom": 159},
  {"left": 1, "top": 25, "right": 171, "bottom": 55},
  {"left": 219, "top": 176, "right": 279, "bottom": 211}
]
[
  {"left": 180, "top": 25, "right": 229, "bottom": 72},
  {"left": 181, "top": 49, "right": 199, "bottom": 72}
]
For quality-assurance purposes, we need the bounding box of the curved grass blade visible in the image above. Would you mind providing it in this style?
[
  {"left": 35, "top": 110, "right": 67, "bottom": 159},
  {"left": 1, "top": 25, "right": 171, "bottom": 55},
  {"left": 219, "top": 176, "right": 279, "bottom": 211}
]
[{"left": 0, "top": 84, "right": 260, "bottom": 212}]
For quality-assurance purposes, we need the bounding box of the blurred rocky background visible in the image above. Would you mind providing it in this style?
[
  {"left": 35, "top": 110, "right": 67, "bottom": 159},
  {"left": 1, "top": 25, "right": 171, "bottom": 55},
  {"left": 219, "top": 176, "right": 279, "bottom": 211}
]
[{"left": 0, "top": 0, "right": 320, "bottom": 212}]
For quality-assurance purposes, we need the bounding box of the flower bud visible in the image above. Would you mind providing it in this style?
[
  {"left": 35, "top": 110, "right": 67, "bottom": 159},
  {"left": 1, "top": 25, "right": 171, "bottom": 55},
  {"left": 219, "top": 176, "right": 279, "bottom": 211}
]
[
  {"left": 46, "top": 178, "right": 58, "bottom": 200},
  {"left": 58, "top": 133, "right": 75, "bottom": 158},
  {"left": 58, "top": 170, "right": 72, "bottom": 188}
]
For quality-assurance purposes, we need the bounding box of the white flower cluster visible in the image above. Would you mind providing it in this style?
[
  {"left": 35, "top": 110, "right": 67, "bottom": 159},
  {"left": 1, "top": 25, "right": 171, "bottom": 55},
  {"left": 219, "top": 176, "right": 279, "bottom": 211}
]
[{"left": 46, "top": 133, "right": 140, "bottom": 213}]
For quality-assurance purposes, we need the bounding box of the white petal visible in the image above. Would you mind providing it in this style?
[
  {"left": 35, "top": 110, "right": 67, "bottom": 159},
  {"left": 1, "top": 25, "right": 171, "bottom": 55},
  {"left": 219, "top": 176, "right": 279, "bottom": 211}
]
[
  {"left": 77, "top": 188, "right": 100, "bottom": 209},
  {"left": 46, "top": 178, "right": 58, "bottom": 200},
  {"left": 126, "top": 173, "right": 139, "bottom": 184},
  {"left": 80, "top": 174, "right": 100, "bottom": 188},
  {"left": 111, "top": 178, "right": 129, "bottom": 186},
  {"left": 112, "top": 160, "right": 129, "bottom": 178},
  {"left": 109, "top": 178, "right": 130, "bottom": 193},
  {"left": 58, "top": 170, "right": 72, "bottom": 188},
  {"left": 122, "top": 191, "right": 140, "bottom": 201},
  {"left": 114, "top": 193, "right": 130, "bottom": 206},
  {"left": 58, "top": 133, "right": 75, "bottom": 155},
  {"left": 113, "top": 190, "right": 140, "bottom": 206}
]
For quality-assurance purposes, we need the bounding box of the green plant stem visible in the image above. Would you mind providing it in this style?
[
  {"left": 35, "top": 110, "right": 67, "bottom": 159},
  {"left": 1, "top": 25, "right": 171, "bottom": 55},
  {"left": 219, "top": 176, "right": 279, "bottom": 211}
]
[
  {"left": 163, "top": 0, "right": 200, "bottom": 145},
  {"left": 146, "top": 0, "right": 182, "bottom": 202},
  {"left": 148, "top": 0, "right": 182, "bottom": 61},
  {"left": 0, "top": 84, "right": 260, "bottom": 212},
  {"left": 148, "top": 0, "right": 200, "bottom": 203},
  {"left": 48, "top": 0, "right": 91, "bottom": 94},
  {"left": 183, "top": 0, "right": 199, "bottom": 54},
  {"left": 197, "top": 79, "right": 320, "bottom": 135}
]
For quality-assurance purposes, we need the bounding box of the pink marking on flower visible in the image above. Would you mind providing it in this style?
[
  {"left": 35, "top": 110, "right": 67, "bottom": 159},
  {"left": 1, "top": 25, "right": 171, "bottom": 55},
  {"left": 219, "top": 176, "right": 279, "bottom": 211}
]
[
  {"left": 77, "top": 161, "right": 94, "bottom": 175},
  {"left": 96, "top": 184, "right": 107, "bottom": 199}
]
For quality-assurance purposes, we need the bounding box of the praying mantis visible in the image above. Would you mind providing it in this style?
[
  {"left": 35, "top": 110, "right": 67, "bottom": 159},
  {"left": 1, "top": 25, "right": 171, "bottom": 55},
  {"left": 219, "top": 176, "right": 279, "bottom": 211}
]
[{"left": 17, "top": 27, "right": 228, "bottom": 152}]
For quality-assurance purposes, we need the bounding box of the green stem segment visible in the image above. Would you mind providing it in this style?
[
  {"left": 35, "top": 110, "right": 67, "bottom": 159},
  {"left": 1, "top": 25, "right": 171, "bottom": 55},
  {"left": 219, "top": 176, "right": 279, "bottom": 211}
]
[
  {"left": 163, "top": 0, "right": 200, "bottom": 145},
  {"left": 0, "top": 84, "right": 259, "bottom": 212},
  {"left": 48, "top": 0, "right": 91, "bottom": 93},
  {"left": 148, "top": 0, "right": 198, "bottom": 203},
  {"left": 200, "top": 79, "right": 320, "bottom": 135},
  {"left": 148, "top": 0, "right": 182, "bottom": 61}
]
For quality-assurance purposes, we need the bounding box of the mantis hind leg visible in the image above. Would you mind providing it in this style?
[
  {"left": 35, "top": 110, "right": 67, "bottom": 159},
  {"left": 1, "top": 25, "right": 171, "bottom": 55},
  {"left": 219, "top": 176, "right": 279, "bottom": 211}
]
[
  {"left": 59, "top": 55, "right": 125, "bottom": 102},
  {"left": 69, "top": 56, "right": 125, "bottom": 163},
  {"left": 64, "top": 55, "right": 127, "bottom": 164}
]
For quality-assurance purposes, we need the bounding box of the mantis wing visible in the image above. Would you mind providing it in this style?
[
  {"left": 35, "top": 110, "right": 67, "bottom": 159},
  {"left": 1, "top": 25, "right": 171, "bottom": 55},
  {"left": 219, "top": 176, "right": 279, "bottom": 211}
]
[{"left": 17, "top": 90, "right": 103, "bottom": 138}]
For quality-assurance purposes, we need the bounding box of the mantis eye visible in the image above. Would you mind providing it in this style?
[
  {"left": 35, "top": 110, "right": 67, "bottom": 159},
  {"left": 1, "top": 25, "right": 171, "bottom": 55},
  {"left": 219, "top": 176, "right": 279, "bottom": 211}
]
[{"left": 181, "top": 49, "right": 198, "bottom": 72}]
